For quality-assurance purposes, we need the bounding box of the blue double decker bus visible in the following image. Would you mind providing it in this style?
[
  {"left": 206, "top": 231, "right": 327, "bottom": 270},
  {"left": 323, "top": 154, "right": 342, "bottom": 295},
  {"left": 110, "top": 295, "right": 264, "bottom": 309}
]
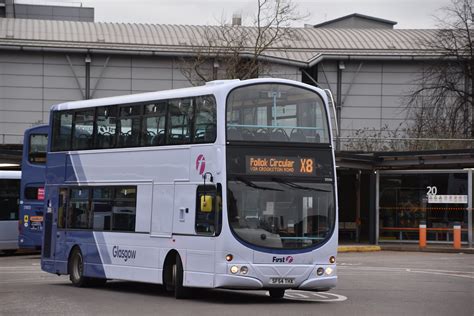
[{"left": 18, "top": 125, "right": 48, "bottom": 250}]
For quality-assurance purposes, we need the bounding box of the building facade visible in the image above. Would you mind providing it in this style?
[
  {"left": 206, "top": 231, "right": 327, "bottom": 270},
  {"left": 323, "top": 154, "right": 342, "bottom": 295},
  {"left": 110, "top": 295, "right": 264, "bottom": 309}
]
[
  {"left": 0, "top": 17, "right": 440, "bottom": 147},
  {"left": 0, "top": 15, "right": 472, "bottom": 247}
]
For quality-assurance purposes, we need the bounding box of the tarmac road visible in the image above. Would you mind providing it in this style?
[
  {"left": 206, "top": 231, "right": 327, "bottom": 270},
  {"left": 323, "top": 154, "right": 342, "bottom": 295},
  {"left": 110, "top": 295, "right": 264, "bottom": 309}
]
[{"left": 0, "top": 251, "right": 472, "bottom": 316}]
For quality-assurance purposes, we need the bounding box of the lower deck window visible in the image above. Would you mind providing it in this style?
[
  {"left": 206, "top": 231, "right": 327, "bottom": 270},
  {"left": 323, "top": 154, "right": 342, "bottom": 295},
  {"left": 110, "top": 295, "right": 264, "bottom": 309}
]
[{"left": 59, "top": 186, "right": 137, "bottom": 232}]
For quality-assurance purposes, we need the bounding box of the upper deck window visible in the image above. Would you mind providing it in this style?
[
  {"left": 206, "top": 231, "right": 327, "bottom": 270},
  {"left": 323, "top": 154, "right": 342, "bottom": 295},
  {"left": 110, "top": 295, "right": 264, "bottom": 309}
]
[
  {"left": 28, "top": 134, "right": 47, "bottom": 163},
  {"left": 50, "top": 94, "right": 217, "bottom": 152},
  {"left": 226, "top": 84, "right": 330, "bottom": 143}
]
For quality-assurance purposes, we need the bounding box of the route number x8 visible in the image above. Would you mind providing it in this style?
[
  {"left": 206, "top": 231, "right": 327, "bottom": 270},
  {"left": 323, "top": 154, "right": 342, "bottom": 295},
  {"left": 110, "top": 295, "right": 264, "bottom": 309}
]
[{"left": 300, "top": 159, "right": 313, "bottom": 174}]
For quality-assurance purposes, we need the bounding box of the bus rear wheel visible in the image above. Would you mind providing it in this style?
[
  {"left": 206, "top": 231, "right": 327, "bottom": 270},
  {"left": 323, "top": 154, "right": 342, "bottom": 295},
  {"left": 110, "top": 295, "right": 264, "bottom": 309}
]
[
  {"left": 269, "top": 289, "right": 286, "bottom": 299},
  {"left": 68, "top": 247, "right": 106, "bottom": 287}
]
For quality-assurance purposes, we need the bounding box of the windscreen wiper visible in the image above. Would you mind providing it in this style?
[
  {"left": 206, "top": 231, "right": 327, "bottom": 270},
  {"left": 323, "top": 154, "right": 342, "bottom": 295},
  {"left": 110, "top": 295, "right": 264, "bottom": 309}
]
[
  {"left": 235, "top": 177, "right": 282, "bottom": 191},
  {"left": 271, "top": 177, "right": 331, "bottom": 192}
]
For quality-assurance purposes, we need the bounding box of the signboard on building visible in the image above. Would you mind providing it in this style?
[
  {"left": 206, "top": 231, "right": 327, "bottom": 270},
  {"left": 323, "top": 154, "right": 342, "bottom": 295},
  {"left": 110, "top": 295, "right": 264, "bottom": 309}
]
[{"left": 428, "top": 195, "right": 468, "bottom": 204}]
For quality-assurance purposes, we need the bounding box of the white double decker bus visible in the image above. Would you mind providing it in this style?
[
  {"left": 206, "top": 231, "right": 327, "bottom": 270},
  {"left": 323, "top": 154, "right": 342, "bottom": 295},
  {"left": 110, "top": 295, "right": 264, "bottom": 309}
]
[{"left": 41, "top": 78, "right": 338, "bottom": 299}]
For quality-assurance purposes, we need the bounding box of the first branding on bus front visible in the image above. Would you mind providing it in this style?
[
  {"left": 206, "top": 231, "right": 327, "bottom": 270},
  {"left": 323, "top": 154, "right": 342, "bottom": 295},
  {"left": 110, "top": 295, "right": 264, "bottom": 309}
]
[{"left": 112, "top": 246, "right": 136, "bottom": 262}]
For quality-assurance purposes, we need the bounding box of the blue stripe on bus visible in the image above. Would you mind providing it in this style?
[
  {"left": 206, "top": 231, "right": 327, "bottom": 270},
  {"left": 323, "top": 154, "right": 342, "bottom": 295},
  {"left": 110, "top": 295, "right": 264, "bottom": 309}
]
[{"left": 53, "top": 231, "right": 106, "bottom": 279}]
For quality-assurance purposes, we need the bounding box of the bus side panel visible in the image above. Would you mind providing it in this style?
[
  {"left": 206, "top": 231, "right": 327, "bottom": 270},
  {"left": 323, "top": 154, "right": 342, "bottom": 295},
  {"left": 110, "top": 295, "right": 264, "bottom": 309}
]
[
  {"left": 42, "top": 186, "right": 59, "bottom": 260},
  {"left": 0, "top": 221, "right": 18, "bottom": 251},
  {"left": 151, "top": 185, "right": 174, "bottom": 236},
  {"left": 42, "top": 212, "right": 53, "bottom": 258},
  {"left": 19, "top": 202, "right": 44, "bottom": 249},
  {"left": 45, "top": 153, "right": 69, "bottom": 185},
  {"left": 41, "top": 186, "right": 57, "bottom": 274}
]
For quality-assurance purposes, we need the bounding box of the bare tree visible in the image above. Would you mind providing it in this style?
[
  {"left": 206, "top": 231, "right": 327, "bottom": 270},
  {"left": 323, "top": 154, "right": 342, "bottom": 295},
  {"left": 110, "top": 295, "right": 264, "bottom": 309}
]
[
  {"left": 180, "top": 0, "right": 307, "bottom": 85},
  {"left": 405, "top": 0, "right": 473, "bottom": 150}
]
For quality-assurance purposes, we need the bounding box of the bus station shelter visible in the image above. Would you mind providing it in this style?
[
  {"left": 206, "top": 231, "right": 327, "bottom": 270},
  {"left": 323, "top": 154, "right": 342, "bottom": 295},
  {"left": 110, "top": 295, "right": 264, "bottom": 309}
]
[{"left": 336, "top": 149, "right": 473, "bottom": 248}]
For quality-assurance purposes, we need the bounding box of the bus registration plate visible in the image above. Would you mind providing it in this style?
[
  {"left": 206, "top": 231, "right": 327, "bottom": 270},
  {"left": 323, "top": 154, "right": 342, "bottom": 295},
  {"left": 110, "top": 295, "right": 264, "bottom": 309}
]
[{"left": 270, "top": 277, "right": 295, "bottom": 285}]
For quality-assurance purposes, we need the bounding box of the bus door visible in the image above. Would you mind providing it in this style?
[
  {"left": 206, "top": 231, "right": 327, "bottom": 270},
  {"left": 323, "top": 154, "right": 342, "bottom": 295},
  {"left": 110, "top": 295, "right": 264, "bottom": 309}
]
[
  {"left": 43, "top": 187, "right": 66, "bottom": 261},
  {"left": 173, "top": 182, "right": 221, "bottom": 285},
  {"left": 172, "top": 183, "right": 197, "bottom": 235}
]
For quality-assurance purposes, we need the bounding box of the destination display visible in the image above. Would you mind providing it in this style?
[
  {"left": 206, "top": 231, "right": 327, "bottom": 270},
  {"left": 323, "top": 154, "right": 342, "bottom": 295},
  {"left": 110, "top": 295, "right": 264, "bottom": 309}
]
[{"left": 246, "top": 156, "right": 316, "bottom": 176}]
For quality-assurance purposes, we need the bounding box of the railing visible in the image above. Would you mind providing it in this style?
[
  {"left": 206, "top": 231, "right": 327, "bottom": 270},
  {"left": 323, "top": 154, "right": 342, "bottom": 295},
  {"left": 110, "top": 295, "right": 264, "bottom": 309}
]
[
  {"left": 0, "top": 133, "right": 23, "bottom": 145},
  {"left": 335, "top": 136, "right": 474, "bottom": 151}
]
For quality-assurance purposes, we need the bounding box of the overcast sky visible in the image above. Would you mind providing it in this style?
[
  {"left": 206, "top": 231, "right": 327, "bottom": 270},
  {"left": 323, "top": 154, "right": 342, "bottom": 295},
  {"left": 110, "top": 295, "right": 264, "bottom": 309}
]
[{"left": 78, "top": 0, "right": 449, "bottom": 29}]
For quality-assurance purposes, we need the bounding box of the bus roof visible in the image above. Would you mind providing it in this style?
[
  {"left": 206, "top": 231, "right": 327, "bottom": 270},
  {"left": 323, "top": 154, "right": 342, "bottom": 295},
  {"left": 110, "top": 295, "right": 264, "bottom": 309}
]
[
  {"left": 24, "top": 125, "right": 49, "bottom": 134},
  {"left": 50, "top": 78, "right": 322, "bottom": 112},
  {"left": 0, "top": 170, "right": 21, "bottom": 179}
]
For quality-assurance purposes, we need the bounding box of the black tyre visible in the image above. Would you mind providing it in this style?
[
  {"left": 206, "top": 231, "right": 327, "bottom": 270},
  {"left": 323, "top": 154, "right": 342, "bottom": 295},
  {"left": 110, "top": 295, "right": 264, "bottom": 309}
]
[
  {"left": 174, "top": 256, "right": 191, "bottom": 299},
  {"left": 68, "top": 247, "right": 106, "bottom": 287},
  {"left": 269, "top": 289, "right": 286, "bottom": 299}
]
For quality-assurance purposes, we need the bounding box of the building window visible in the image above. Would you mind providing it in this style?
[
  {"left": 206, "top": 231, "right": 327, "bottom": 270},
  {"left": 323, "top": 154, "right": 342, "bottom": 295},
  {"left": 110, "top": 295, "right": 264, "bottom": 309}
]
[{"left": 379, "top": 172, "right": 469, "bottom": 243}]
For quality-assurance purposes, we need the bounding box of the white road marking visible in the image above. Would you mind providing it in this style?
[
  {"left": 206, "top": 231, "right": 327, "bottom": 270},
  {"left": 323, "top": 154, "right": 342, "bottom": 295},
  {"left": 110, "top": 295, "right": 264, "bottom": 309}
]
[
  {"left": 339, "top": 266, "right": 474, "bottom": 279},
  {"left": 267, "top": 290, "right": 347, "bottom": 302}
]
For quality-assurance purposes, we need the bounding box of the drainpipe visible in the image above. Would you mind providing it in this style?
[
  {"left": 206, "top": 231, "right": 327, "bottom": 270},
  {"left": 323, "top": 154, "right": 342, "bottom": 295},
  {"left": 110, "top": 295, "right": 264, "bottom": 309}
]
[
  {"left": 336, "top": 61, "right": 344, "bottom": 150},
  {"left": 85, "top": 54, "right": 91, "bottom": 99}
]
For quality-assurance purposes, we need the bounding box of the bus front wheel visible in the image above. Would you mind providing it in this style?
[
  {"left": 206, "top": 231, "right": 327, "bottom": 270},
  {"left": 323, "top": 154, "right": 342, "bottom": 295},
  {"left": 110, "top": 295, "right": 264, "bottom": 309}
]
[
  {"left": 174, "top": 256, "right": 190, "bottom": 299},
  {"left": 68, "top": 247, "right": 106, "bottom": 287}
]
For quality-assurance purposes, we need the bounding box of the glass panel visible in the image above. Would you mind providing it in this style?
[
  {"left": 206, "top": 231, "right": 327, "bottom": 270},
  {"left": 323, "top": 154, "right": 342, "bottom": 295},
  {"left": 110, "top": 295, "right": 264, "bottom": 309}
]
[
  {"left": 143, "top": 102, "right": 167, "bottom": 146},
  {"left": 0, "top": 179, "right": 20, "bottom": 220},
  {"left": 95, "top": 106, "right": 117, "bottom": 149},
  {"left": 117, "top": 105, "right": 141, "bottom": 148},
  {"left": 379, "top": 173, "right": 469, "bottom": 242},
  {"left": 52, "top": 111, "right": 72, "bottom": 151},
  {"left": 194, "top": 96, "right": 216, "bottom": 143},
  {"left": 68, "top": 188, "right": 91, "bottom": 229},
  {"left": 228, "top": 178, "right": 334, "bottom": 249},
  {"left": 112, "top": 187, "right": 136, "bottom": 231},
  {"left": 73, "top": 110, "right": 95, "bottom": 150},
  {"left": 118, "top": 117, "right": 141, "bottom": 147},
  {"left": 57, "top": 188, "right": 68, "bottom": 229},
  {"left": 29, "top": 134, "right": 47, "bottom": 163},
  {"left": 195, "top": 185, "right": 220, "bottom": 235},
  {"left": 92, "top": 187, "right": 113, "bottom": 231},
  {"left": 24, "top": 186, "right": 44, "bottom": 200},
  {"left": 168, "top": 98, "right": 193, "bottom": 144},
  {"left": 227, "top": 84, "right": 329, "bottom": 143}
]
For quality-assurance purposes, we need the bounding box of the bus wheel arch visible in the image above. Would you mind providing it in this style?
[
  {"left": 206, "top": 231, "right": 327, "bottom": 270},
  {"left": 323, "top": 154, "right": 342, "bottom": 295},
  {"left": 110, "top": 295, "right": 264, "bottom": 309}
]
[
  {"left": 67, "top": 245, "right": 106, "bottom": 288},
  {"left": 162, "top": 250, "right": 190, "bottom": 299},
  {"left": 68, "top": 245, "right": 87, "bottom": 287}
]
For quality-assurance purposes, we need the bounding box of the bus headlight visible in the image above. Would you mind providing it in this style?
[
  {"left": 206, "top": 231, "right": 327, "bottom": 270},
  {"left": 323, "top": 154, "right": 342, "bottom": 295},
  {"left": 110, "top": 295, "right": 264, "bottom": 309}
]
[
  {"left": 240, "top": 266, "right": 249, "bottom": 275},
  {"left": 325, "top": 267, "right": 333, "bottom": 275},
  {"left": 230, "top": 265, "right": 239, "bottom": 274},
  {"left": 329, "top": 256, "right": 336, "bottom": 264},
  {"left": 316, "top": 267, "right": 324, "bottom": 276}
]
